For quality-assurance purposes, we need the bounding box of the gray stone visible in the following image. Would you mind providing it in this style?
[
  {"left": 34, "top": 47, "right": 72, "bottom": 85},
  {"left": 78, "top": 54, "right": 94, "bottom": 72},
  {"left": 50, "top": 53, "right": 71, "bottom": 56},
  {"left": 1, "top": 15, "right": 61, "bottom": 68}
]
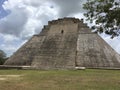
[{"left": 4, "top": 17, "right": 120, "bottom": 69}]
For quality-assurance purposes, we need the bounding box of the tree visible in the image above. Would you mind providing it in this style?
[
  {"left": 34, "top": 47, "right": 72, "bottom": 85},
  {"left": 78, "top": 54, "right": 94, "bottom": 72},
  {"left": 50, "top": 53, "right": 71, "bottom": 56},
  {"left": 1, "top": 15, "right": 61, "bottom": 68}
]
[
  {"left": 0, "top": 50, "right": 7, "bottom": 65},
  {"left": 83, "top": 0, "right": 120, "bottom": 38}
]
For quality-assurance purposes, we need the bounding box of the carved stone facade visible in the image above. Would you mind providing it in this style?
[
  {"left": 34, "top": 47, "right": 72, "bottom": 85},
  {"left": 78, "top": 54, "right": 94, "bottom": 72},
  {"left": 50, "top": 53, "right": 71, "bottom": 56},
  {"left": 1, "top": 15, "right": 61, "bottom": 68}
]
[{"left": 4, "top": 18, "right": 120, "bottom": 69}]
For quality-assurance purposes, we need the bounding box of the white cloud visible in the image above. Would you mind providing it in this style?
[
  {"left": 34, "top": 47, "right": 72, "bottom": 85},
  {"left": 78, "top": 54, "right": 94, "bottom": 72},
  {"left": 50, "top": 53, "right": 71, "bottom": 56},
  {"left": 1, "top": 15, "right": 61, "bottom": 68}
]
[
  {"left": 1, "top": 0, "right": 59, "bottom": 38},
  {"left": 100, "top": 33, "right": 120, "bottom": 54},
  {"left": 0, "top": 0, "right": 120, "bottom": 56},
  {"left": 52, "top": 0, "right": 86, "bottom": 17},
  {"left": 0, "top": 0, "right": 60, "bottom": 56},
  {"left": 0, "top": 33, "right": 26, "bottom": 56},
  {"left": 1, "top": 0, "right": 86, "bottom": 39}
]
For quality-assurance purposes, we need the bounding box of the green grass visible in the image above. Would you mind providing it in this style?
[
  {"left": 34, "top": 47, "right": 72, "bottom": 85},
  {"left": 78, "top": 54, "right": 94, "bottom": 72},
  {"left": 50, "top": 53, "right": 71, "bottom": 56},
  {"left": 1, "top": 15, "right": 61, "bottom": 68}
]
[{"left": 0, "top": 69, "right": 120, "bottom": 90}]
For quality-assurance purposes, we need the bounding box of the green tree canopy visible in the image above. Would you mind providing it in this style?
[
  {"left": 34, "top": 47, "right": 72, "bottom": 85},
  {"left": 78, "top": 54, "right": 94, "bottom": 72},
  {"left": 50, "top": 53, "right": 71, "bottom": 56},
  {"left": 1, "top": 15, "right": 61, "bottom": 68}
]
[
  {"left": 83, "top": 0, "right": 120, "bottom": 38},
  {"left": 0, "top": 50, "right": 7, "bottom": 65}
]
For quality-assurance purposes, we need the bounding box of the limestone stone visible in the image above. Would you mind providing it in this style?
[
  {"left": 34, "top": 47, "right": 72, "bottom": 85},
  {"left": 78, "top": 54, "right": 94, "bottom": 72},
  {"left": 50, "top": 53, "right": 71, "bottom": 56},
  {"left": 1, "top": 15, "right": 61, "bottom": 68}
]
[{"left": 4, "top": 17, "right": 120, "bottom": 69}]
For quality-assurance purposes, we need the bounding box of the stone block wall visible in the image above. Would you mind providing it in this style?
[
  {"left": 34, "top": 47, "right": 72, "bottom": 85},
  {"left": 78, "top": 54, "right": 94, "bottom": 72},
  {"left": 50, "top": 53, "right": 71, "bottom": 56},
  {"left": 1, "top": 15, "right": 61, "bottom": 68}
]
[{"left": 4, "top": 17, "right": 120, "bottom": 69}]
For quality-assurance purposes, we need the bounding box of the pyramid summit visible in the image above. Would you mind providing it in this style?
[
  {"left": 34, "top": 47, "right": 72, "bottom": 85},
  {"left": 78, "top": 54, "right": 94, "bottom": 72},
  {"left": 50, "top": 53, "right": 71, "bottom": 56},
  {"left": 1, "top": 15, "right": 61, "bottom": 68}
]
[{"left": 4, "top": 17, "right": 120, "bottom": 69}]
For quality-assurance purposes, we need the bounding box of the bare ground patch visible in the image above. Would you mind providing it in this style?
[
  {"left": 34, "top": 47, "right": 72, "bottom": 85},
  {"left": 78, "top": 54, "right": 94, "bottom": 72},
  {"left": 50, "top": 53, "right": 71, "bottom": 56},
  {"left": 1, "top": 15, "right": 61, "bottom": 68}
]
[{"left": 0, "top": 75, "right": 22, "bottom": 81}]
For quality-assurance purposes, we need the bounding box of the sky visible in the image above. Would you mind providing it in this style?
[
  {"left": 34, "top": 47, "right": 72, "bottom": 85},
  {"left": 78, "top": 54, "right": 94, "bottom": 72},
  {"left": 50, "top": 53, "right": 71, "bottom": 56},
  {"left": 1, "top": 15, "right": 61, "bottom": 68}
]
[{"left": 0, "top": 0, "right": 120, "bottom": 57}]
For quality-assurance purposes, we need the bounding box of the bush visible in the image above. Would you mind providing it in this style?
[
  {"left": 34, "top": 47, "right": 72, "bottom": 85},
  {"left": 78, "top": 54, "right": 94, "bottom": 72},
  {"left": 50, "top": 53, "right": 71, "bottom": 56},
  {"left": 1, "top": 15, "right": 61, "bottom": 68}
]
[{"left": 0, "top": 50, "right": 7, "bottom": 65}]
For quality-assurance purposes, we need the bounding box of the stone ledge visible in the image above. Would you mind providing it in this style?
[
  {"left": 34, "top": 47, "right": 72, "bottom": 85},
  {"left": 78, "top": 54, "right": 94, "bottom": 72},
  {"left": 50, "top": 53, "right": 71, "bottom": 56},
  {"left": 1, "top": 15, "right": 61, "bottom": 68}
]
[
  {"left": 48, "top": 17, "right": 80, "bottom": 25},
  {"left": 75, "top": 67, "right": 86, "bottom": 70},
  {"left": 87, "top": 67, "right": 120, "bottom": 70},
  {"left": 0, "top": 65, "right": 31, "bottom": 70}
]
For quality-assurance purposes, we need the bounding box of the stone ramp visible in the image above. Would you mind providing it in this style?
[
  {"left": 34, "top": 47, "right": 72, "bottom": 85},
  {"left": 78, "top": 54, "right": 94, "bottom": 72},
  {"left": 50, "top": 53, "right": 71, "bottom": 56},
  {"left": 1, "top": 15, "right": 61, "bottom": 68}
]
[{"left": 32, "top": 33, "right": 76, "bottom": 69}]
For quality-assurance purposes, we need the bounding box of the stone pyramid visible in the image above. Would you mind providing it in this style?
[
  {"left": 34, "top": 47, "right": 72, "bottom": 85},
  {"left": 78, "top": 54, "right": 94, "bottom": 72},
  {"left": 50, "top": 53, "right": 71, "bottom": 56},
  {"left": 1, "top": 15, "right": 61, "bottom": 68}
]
[{"left": 4, "top": 18, "right": 120, "bottom": 69}]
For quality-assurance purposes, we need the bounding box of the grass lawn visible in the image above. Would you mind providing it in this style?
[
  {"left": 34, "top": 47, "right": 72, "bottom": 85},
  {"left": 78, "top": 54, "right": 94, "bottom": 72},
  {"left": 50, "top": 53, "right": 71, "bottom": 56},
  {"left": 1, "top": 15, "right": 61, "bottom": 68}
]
[{"left": 0, "top": 69, "right": 120, "bottom": 90}]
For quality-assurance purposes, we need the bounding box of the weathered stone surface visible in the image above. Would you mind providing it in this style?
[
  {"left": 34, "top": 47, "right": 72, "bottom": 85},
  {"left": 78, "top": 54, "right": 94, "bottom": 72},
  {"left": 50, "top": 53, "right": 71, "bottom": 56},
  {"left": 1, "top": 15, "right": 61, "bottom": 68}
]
[{"left": 4, "top": 17, "right": 120, "bottom": 69}]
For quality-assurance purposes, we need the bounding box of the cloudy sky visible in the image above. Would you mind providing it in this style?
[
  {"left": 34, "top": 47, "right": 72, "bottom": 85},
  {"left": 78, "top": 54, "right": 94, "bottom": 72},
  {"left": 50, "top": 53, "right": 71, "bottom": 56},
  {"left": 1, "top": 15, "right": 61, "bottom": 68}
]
[{"left": 0, "top": 0, "right": 120, "bottom": 56}]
